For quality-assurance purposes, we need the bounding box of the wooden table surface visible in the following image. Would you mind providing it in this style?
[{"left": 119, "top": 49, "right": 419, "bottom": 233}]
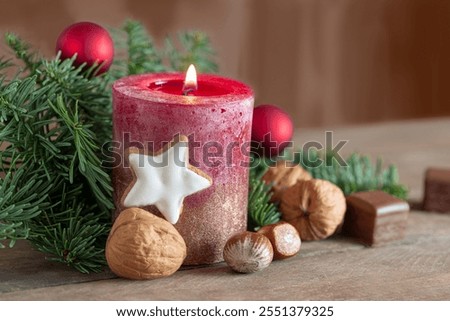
[{"left": 1, "top": 118, "right": 450, "bottom": 300}]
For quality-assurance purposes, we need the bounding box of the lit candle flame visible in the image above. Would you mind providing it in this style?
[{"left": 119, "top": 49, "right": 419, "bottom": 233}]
[{"left": 183, "top": 64, "right": 198, "bottom": 95}]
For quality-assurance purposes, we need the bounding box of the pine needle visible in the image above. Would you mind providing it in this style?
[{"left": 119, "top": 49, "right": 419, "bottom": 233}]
[
  {"left": 247, "top": 156, "right": 281, "bottom": 231},
  {"left": 110, "top": 20, "right": 218, "bottom": 79},
  {"left": 294, "top": 150, "right": 408, "bottom": 199}
]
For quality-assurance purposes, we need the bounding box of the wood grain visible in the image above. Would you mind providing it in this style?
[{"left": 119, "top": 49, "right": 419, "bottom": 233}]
[
  {"left": 1, "top": 118, "right": 450, "bottom": 300},
  {"left": 1, "top": 212, "right": 449, "bottom": 300},
  {"left": 0, "top": 241, "right": 115, "bottom": 294}
]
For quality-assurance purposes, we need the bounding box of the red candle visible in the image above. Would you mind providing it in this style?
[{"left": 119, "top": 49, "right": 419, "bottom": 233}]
[{"left": 112, "top": 67, "right": 254, "bottom": 265}]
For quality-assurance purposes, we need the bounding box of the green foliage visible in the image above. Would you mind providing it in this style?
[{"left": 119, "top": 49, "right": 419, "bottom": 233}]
[
  {"left": 0, "top": 48, "right": 112, "bottom": 272},
  {"left": 247, "top": 156, "right": 281, "bottom": 231},
  {"left": 5, "top": 32, "right": 39, "bottom": 73},
  {"left": 49, "top": 96, "right": 113, "bottom": 210},
  {"left": 294, "top": 150, "right": 408, "bottom": 199},
  {"left": 29, "top": 182, "right": 110, "bottom": 273},
  {"left": 110, "top": 20, "right": 165, "bottom": 78},
  {"left": 247, "top": 177, "right": 281, "bottom": 231},
  {"left": 165, "top": 31, "right": 218, "bottom": 73},
  {"left": 0, "top": 160, "right": 52, "bottom": 248},
  {"left": 111, "top": 20, "right": 217, "bottom": 79},
  {"left": 0, "top": 20, "right": 218, "bottom": 273}
]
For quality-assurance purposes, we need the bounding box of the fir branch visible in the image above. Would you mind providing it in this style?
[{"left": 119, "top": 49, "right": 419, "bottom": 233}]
[
  {"left": 29, "top": 181, "right": 110, "bottom": 273},
  {"left": 0, "top": 52, "right": 112, "bottom": 272},
  {"left": 50, "top": 96, "right": 113, "bottom": 212},
  {"left": 39, "top": 55, "right": 113, "bottom": 151},
  {"left": 247, "top": 156, "right": 281, "bottom": 231},
  {"left": 247, "top": 177, "right": 281, "bottom": 231},
  {"left": 111, "top": 20, "right": 218, "bottom": 77},
  {"left": 110, "top": 20, "right": 166, "bottom": 80},
  {"left": 4, "top": 33, "right": 40, "bottom": 74},
  {"left": 293, "top": 150, "right": 408, "bottom": 199},
  {"left": 0, "top": 160, "right": 52, "bottom": 248},
  {"left": 165, "top": 31, "right": 218, "bottom": 72},
  {"left": 249, "top": 154, "right": 275, "bottom": 180},
  {"left": 0, "top": 57, "right": 12, "bottom": 72},
  {"left": 124, "top": 21, "right": 162, "bottom": 73},
  {"left": 30, "top": 201, "right": 109, "bottom": 272},
  {"left": 0, "top": 76, "right": 37, "bottom": 123},
  {"left": 0, "top": 76, "right": 74, "bottom": 181}
]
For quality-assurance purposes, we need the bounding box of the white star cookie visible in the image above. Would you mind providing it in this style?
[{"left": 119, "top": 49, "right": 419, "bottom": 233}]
[{"left": 122, "top": 135, "right": 212, "bottom": 224}]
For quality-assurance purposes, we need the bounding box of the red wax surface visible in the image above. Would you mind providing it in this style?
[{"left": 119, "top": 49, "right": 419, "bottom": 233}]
[
  {"left": 112, "top": 73, "right": 254, "bottom": 265},
  {"left": 148, "top": 79, "right": 231, "bottom": 96}
]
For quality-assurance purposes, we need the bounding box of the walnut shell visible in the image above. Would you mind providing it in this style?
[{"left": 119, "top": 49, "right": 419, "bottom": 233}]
[
  {"left": 106, "top": 207, "right": 186, "bottom": 280},
  {"left": 262, "top": 160, "right": 312, "bottom": 202},
  {"left": 258, "top": 221, "right": 301, "bottom": 259},
  {"left": 223, "top": 231, "right": 273, "bottom": 273},
  {"left": 280, "top": 179, "right": 346, "bottom": 241}
]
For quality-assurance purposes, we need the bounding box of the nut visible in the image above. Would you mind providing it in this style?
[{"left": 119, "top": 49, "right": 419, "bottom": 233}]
[
  {"left": 106, "top": 207, "right": 186, "bottom": 280},
  {"left": 257, "top": 221, "right": 301, "bottom": 259},
  {"left": 280, "top": 179, "right": 346, "bottom": 241},
  {"left": 223, "top": 231, "right": 273, "bottom": 273},
  {"left": 262, "top": 160, "right": 312, "bottom": 202}
]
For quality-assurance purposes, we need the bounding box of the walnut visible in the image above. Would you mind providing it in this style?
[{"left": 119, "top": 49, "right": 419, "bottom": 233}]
[
  {"left": 262, "top": 160, "right": 312, "bottom": 202},
  {"left": 257, "top": 221, "right": 301, "bottom": 259},
  {"left": 106, "top": 207, "right": 186, "bottom": 280},
  {"left": 280, "top": 179, "right": 346, "bottom": 241}
]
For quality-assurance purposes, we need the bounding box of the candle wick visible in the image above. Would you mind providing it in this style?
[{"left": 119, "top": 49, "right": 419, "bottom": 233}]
[{"left": 183, "top": 87, "right": 196, "bottom": 96}]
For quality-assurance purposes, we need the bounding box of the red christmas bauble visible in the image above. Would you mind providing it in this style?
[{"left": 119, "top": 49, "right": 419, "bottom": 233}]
[
  {"left": 56, "top": 22, "right": 114, "bottom": 75},
  {"left": 252, "top": 104, "right": 294, "bottom": 157}
]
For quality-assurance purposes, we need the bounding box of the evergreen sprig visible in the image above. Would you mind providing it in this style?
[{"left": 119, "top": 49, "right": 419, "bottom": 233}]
[
  {"left": 5, "top": 32, "right": 39, "bottom": 73},
  {"left": 0, "top": 159, "right": 52, "bottom": 248},
  {"left": 111, "top": 20, "right": 218, "bottom": 79},
  {"left": 165, "top": 31, "right": 218, "bottom": 73},
  {"left": 110, "top": 20, "right": 165, "bottom": 78},
  {"left": 294, "top": 150, "right": 408, "bottom": 199},
  {"left": 49, "top": 96, "right": 113, "bottom": 211},
  {"left": 248, "top": 177, "right": 281, "bottom": 231},
  {"left": 247, "top": 156, "right": 281, "bottom": 231},
  {"left": 0, "top": 51, "right": 112, "bottom": 272},
  {"left": 0, "top": 20, "right": 218, "bottom": 272}
]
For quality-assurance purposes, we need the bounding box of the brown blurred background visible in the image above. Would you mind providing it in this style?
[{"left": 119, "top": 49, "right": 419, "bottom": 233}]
[{"left": 1, "top": 0, "right": 449, "bottom": 127}]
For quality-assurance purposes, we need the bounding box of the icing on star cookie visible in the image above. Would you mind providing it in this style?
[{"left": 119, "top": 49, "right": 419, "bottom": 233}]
[{"left": 122, "top": 135, "right": 212, "bottom": 224}]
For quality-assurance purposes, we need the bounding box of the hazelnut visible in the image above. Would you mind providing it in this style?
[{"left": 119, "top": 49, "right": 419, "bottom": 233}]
[
  {"left": 223, "top": 231, "right": 273, "bottom": 273},
  {"left": 258, "top": 221, "right": 301, "bottom": 259},
  {"left": 262, "top": 160, "right": 312, "bottom": 202},
  {"left": 280, "top": 179, "right": 346, "bottom": 241},
  {"left": 106, "top": 208, "right": 186, "bottom": 280}
]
